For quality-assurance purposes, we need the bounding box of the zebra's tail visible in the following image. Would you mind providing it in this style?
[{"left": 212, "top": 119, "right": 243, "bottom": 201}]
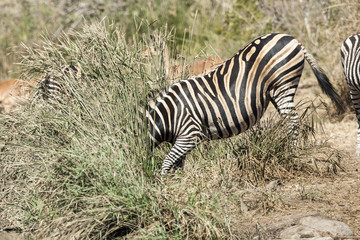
[{"left": 302, "top": 46, "right": 345, "bottom": 114}]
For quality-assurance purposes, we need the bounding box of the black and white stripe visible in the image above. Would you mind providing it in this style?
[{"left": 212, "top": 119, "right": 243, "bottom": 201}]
[
  {"left": 147, "top": 33, "right": 344, "bottom": 174},
  {"left": 36, "top": 65, "right": 81, "bottom": 103},
  {"left": 341, "top": 34, "right": 360, "bottom": 156}
]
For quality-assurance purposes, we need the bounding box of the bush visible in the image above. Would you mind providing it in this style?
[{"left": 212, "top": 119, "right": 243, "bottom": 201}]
[{"left": 1, "top": 21, "right": 235, "bottom": 239}]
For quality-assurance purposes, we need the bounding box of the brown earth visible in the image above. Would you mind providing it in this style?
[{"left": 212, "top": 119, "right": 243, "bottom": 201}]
[{"left": 247, "top": 116, "right": 360, "bottom": 238}]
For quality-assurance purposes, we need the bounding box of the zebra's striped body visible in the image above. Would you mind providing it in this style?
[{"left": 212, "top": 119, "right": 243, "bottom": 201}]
[
  {"left": 147, "top": 33, "right": 344, "bottom": 174},
  {"left": 341, "top": 34, "right": 360, "bottom": 156}
]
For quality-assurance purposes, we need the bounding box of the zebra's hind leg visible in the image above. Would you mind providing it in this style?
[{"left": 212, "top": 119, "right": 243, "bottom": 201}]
[
  {"left": 270, "top": 88, "right": 300, "bottom": 145},
  {"left": 161, "top": 135, "right": 202, "bottom": 175},
  {"left": 349, "top": 87, "right": 360, "bottom": 156}
]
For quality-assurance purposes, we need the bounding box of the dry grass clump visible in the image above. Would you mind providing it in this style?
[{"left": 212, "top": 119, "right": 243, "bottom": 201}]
[{"left": 0, "top": 21, "right": 234, "bottom": 239}]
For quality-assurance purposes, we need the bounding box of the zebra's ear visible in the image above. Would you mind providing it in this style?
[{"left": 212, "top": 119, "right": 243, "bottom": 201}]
[
  {"left": 62, "top": 64, "right": 82, "bottom": 81},
  {"left": 74, "top": 66, "right": 82, "bottom": 80}
]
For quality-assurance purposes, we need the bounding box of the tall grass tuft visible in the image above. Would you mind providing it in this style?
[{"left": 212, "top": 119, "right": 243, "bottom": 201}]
[{"left": 1, "top": 20, "right": 234, "bottom": 239}]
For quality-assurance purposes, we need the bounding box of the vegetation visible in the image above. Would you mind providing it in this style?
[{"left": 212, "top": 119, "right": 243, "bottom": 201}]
[{"left": 0, "top": 0, "right": 358, "bottom": 239}]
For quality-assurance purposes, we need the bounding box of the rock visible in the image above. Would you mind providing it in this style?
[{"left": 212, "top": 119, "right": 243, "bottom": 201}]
[
  {"left": 278, "top": 215, "right": 353, "bottom": 239},
  {"left": 299, "top": 216, "right": 354, "bottom": 237}
]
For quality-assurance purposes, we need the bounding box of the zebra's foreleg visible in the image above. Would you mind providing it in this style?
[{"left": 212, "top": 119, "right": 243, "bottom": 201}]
[
  {"left": 349, "top": 87, "right": 360, "bottom": 156},
  {"left": 161, "top": 135, "right": 202, "bottom": 175}
]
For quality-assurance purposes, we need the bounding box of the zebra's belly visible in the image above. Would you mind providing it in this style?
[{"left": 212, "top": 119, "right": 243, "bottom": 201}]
[
  {"left": 204, "top": 104, "right": 267, "bottom": 140},
  {"left": 192, "top": 88, "right": 270, "bottom": 140}
]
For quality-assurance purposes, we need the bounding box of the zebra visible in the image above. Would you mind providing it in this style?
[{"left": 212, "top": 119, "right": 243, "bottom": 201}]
[
  {"left": 36, "top": 64, "right": 81, "bottom": 103},
  {"left": 340, "top": 34, "right": 360, "bottom": 156},
  {"left": 147, "top": 33, "right": 344, "bottom": 175}
]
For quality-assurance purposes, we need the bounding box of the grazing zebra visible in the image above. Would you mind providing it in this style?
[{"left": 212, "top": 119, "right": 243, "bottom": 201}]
[
  {"left": 340, "top": 34, "right": 360, "bottom": 156},
  {"left": 147, "top": 33, "right": 344, "bottom": 175},
  {"left": 36, "top": 65, "right": 81, "bottom": 103},
  {"left": 0, "top": 65, "right": 80, "bottom": 112}
]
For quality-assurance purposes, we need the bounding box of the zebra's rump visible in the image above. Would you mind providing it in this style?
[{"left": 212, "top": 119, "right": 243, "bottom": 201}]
[{"left": 341, "top": 34, "right": 360, "bottom": 89}]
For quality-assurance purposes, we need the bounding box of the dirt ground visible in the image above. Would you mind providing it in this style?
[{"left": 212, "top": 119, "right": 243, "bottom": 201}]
[{"left": 248, "top": 115, "right": 360, "bottom": 238}]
